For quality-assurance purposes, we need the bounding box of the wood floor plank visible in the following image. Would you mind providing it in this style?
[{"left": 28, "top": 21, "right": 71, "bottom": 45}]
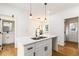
[
  {"left": 52, "top": 41, "right": 79, "bottom": 56},
  {"left": 0, "top": 44, "right": 17, "bottom": 56}
]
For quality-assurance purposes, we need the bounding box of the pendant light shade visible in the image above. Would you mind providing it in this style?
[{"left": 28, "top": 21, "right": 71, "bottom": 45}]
[
  {"left": 45, "top": 18, "right": 47, "bottom": 20},
  {"left": 44, "top": 3, "right": 47, "bottom": 6},
  {"left": 30, "top": 13, "right": 32, "bottom": 16},
  {"left": 29, "top": 13, "right": 32, "bottom": 19}
]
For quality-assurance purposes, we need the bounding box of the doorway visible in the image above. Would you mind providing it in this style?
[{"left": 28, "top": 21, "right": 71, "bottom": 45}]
[{"left": 64, "top": 17, "right": 78, "bottom": 49}]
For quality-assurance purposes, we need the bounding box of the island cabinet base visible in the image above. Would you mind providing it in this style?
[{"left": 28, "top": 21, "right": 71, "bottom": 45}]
[
  {"left": 17, "top": 38, "right": 53, "bottom": 56},
  {"left": 35, "top": 39, "right": 52, "bottom": 56}
]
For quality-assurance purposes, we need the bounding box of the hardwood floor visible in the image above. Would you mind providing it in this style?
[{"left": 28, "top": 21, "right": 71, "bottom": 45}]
[
  {"left": 0, "top": 44, "right": 17, "bottom": 56},
  {"left": 52, "top": 41, "right": 79, "bottom": 56},
  {"left": 0, "top": 41, "right": 79, "bottom": 56},
  {"left": 64, "top": 41, "right": 78, "bottom": 49}
]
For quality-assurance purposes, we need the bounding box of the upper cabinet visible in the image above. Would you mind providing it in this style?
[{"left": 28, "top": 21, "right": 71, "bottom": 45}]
[
  {"left": 0, "top": 15, "right": 15, "bottom": 21},
  {"left": 0, "top": 15, "right": 15, "bottom": 49}
]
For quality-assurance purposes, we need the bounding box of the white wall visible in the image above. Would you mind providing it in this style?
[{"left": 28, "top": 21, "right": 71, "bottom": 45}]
[
  {"left": 27, "top": 19, "right": 42, "bottom": 36},
  {"left": 27, "top": 18, "right": 48, "bottom": 36},
  {"left": 49, "top": 6, "right": 79, "bottom": 46},
  {"left": 0, "top": 4, "right": 28, "bottom": 44}
]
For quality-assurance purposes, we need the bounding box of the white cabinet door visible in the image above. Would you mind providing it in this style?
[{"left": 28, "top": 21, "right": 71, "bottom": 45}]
[
  {"left": 3, "top": 32, "right": 15, "bottom": 44},
  {"left": 35, "top": 40, "right": 45, "bottom": 56},
  {"left": 24, "top": 43, "right": 35, "bottom": 56},
  {"left": 43, "top": 39, "right": 52, "bottom": 56},
  {"left": 35, "top": 49, "right": 44, "bottom": 56},
  {"left": 35, "top": 39, "right": 52, "bottom": 56}
]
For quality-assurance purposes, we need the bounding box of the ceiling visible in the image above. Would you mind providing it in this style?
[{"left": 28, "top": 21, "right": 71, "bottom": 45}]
[{"left": 4, "top": 3, "right": 79, "bottom": 19}]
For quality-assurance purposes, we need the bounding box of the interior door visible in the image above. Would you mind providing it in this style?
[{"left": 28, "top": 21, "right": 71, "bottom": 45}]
[
  {"left": 65, "top": 17, "right": 78, "bottom": 42},
  {"left": 0, "top": 18, "right": 2, "bottom": 50},
  {"left": 69, "top": 22, "right": 78, "bottom": 42}
]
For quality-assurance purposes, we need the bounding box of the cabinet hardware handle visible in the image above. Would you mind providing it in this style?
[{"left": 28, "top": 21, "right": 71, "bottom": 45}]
[
  {"left": 27, "top": 47, "right": 33, "bottom": 50},
  {"left": 44, "top": 46, "right": 48, "bottom": 51},
  {"left": 33, "top": 52, "right": 35, "bottom": 56},
  {"left": 0, "top": 32, "right": 3, "bottom": 34},
  {"left": 0, "top": 32, "right": 1, "bottom": 34},
  {"left": 0, "top": 18, "right": 1, "bottom": 20},
  {"left": 0, "top": 45, "right": 1, "bottom": 47}
]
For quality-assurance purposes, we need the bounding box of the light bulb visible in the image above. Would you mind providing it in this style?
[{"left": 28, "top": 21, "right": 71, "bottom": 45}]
[
  {"left": 29, "top": 16, "right": 32, "bottom": 19},
  {"left": 45, "top": 20, "right": 47, "bottom": 23},
  {"left": 44, "top": 18, "right": 47, "bottom": 23}
]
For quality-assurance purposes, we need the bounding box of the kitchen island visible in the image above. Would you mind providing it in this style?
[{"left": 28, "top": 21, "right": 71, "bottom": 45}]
[{"left": 16, "top": 34, "right": 58, "bottom": 56}]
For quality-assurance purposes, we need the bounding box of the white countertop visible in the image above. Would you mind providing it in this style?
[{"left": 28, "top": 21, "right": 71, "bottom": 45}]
[{"left": 16, "top": 34, "right": 57, "bottom": 46}]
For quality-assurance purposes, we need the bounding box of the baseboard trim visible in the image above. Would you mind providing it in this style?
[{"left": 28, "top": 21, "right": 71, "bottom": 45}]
[
  {"left": 58, "top": 43, "right": 64, "bottom": 47},
  {"left": 2, "top": 43, "right": 14, "bottom": 46},
  {"left": 65, "top": 41, "right": 78, "bottom": 44},
  {"left": 58, "top": 44, "right": 64, "bottom": 47}
]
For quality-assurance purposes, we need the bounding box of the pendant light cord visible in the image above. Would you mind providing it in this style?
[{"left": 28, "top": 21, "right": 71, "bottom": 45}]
[
  {"left": 44, "top": 3, "right": 47, "bottom": 20},
  {"left": 30, "top": 0, "right": 32, "bottom": 16}
]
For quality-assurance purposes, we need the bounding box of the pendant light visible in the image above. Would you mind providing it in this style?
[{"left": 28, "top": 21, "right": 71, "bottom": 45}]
[
  {"left": 29, "top": 1, "right": 32, "bottom": 19},
  {"left": 44, "top": 3, "right": 47, "bottom": 22}
]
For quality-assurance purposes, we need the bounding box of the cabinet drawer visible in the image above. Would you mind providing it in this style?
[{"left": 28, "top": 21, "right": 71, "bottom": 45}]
[
  {"left": 24, "top": 44, "right": 35, "bottom": 53},
  {"left": 24, "top": 52, "right": 34, "bottom": 56},
  {"left": 45, "top": 39, "right": 52, "bottom": 44},
  {"left": 35, "top": 40, "right": 45, "bottom": 49},
  {"left": 35, "top": 50, "right": 44, "bottom": 56},
  {"left": 46, "top": 39, "right": 52, "bottom": 49},
  {"left": 35, "top": 39, "right": 52, "bottom": 50}
]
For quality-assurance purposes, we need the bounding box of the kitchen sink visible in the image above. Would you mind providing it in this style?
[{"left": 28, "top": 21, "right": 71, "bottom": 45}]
[{"left": 31, "top": 36, "right": 47, "bottom": 40}]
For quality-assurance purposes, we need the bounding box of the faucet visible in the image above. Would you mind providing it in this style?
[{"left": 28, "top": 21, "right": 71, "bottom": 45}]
[
  {"left": 35, "top": 27, "right": 41, "bottom": 37},
  {"left": 35, "top": 28, "right": 43, "bottom": 37},
  {"left": 35, "top": 29, "right": 37, "bottom": 37}
]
